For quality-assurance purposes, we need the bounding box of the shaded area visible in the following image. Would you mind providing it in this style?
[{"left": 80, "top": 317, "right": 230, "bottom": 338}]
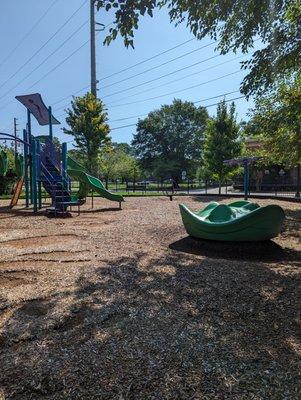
[
  {"left": 0, "top": 251, "right": 300, "bottom": 399},
  {"left": 169, "top": 236, "right": 301, "bottom": 263}
]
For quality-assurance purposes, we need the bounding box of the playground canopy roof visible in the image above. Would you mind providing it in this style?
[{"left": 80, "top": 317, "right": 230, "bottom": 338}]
[{"left": 15, "top": 93, "right": 60, "bottom": 126}]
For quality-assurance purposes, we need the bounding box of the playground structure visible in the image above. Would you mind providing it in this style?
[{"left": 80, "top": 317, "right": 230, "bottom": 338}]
[{"left": 0, "top": 93, "right": 124, "bottom": 216}]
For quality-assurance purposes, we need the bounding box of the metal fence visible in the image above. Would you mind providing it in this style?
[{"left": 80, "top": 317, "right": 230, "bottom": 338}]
[{"left": 116, "top": 178, "right": 300, "bottom": 200}]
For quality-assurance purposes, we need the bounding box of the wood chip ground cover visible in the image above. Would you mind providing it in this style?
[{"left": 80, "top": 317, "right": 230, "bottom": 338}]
[{"left": 0, "top": 196, "right": 300, "bottom": 399}]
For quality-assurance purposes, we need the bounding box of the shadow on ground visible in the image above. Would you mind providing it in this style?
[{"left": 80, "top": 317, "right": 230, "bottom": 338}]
[
  {"left": 79, "top": 207, "right": 122, "bottom": 214},
  {"left": 0, "top": 249, "right": 300, "bottom": 399},
  {"left": 169, "top": 236, "right": 300, "bottom": 263}
]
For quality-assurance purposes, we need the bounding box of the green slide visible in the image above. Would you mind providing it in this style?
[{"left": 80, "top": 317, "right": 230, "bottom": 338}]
[
  {"left": 67, "top": 156, "right": 124, "bottom": 204},
  {"left": 179, "top": 200, "right": 285, "bottom": 241}
]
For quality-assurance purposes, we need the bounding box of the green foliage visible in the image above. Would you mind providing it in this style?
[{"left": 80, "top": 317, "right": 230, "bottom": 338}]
[
  {"left": 63, "top": 93, "right": 111, "bottom": 174},
  {"left": 99, "top": 145, "right": 140, "bottom": 182},
  {"left": 246, "top": 74, "right": 301, "bottom": 167},
  {"left": 196, "top": 165, "right": 211, "bottom": 182},
  {"left": 96, "top": 0, "right": 301, "bottom": 95},
  {"left": 112, "top": 142, "right": 134, "bottom": 156},
  {"left": 0, "top": 145, "right": 17, "bottom": 173},
  {"left": 132, "top": 99, "right": 208, "bottom": 179},
  {"left": 0, "top": 146, "right": 17, "bottom": 195},
  {"left": 202, "top": 100, "right": 242, "bottom": 184}
]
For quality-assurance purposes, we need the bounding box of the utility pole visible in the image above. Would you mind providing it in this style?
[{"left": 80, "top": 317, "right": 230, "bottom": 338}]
[{"left": 90, "top": 0, "right": 97, "bottom": 97}]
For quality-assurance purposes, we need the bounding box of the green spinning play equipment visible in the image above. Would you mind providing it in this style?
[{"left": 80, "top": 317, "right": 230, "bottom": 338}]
[{"left": 179, "top": 200, "right": 285, "bottom": 241}]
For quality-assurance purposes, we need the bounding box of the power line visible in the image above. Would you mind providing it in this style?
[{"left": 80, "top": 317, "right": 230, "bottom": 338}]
[
  {"left": 27, "top": 40, "right": 90, "bottom": 90},
  {"left": 52, "top": 45, "right": 218, "bottom": 113},
  {"left": 56, "top": 90, "right": 242, "bottom": 125},
  {"left": 0, "top": 0, "right": 88, "bottom": 92},
  {"left": 102, "top": 54, "right": 220, "bottom": 99},
  {"left": 54, "top": 67, "right": 242, "bottom": 114},
  {"left": 109, "top": 90, "right": 240, "bottom": 122},
  {"left": 0, "top": 23, "right": 111, "bottom": 113},
  {"left": 52, "top": 85, "right": 90, "bottom": 107},
  {"left": 100, "top": 42, "right": 215, "bottom": 91},
  {"left": 52, "top": 38, "right": 198, "bottom": 109},
  {"left": 54, "top": 54, "right": 244, "bottom": 115},
  {"left": 109, "top": 95, "right": 245, "bottom": 131},
  {"left": 107, "top": 70, "right": 242, "bottom": 108},
  {"left": 0, "top": 20, "right": 89, "bottom": 102},
  {"left": 104, "top": 54, "right": 245, "bottom": 101},
  {"left": 0, "top": 0, "right": 60, "bottom": 69},
  {"left": 98, "top": 38, "right": 196, "bottom": 82}
]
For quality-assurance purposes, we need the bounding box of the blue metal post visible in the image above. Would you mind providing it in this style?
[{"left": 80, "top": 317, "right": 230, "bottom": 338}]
[
  {"left": 23, "top": 129, "right": 29, "bottom": 208},
  {"left": 32, "top": 139, "right": 38, "bottom": 213},
  {"left": 36, "top": 140, "right": 42, "bottom": 209},
  {"left": 27, "top": 110, "right": 33, "bottom": 204},
  {"left": 62, "top": 142, "right": 67, "bottom": 189},
  {"left": 48, "top": 106, "right": 53, "bottom": 141}
]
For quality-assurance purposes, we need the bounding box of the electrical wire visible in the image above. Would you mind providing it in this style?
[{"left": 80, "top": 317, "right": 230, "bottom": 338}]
[
  {"left": 100, "top": 42, "right": 215, "bottom": 91},
  {"left": 0, "top": 0, "right": 88, "bottom": 91},
  {"left": 51, "top": 37, "right": 198, "bottom": 108},
  {"left": 109, "top": 95, "right": 245, "bottom": 131},
  {"left": 0, "top": 20, "right": 113, "bottom": 112},
  {"left": 52, "top": 85, "right": 90, "bottom": 106},
  {"left": 102, "top": 54, "right": 220, "bottom": 99},
  {"left": 54, "top": 68, "right": 242, "bottom": 114},
  {"left": 0, "top": 0, "right": 60, "bottom": 69},
  {"left": 103, "top": 54, "right": 245, "bottom": 102},
  {"left": 27, "top": 40, "right": 89, "bottom": 90},
  {"left": 0, "top": 20, "right": 89, "bottom": 101},
  {"left": 108, "top": 90, "right": 240, "bottom": 122},
  {"left": 107, "top": 70, "right": 242, "bottom": 108},
  {"left": 98, "top": 38, "right": 196, "bottom": 82}
]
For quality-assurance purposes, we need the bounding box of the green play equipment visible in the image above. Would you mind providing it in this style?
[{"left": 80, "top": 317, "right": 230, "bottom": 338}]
[
  {"left": 0, "top": 149, "right": 8, "bottom": 176},
  {"left": 179, "top": 200, "right": 285, "bottom": 241},
  {"left": 15, "top": 154, "right": 24, "bottom": 178},
  {"left": 67, "top": 156, "right": 124, "bottom": 206}
]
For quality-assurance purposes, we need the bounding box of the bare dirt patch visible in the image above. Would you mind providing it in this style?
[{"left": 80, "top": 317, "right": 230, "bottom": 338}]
[
  {"left": 0, "top": 234, "right": 81, "bottom": 249},
  {"left": 0, "top": 196, "right": 300, "bottom": 399},
  {"left": 0, "top": 270, "right": 37, "bottom": 289}
]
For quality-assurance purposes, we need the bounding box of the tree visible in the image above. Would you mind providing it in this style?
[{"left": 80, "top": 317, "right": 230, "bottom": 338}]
[
  {"left": 245, "top": 73, "right": 301, "bottom": 196},
  {"left": 112, "top": 142, "right": 134, "bottom": 156},
  {"left": 0, "top": 145, "right": 16, "bottom": 195},
  {"left": 132, "top": 99, "right": 208, "bottom": 180},
  {"left": 248, "top": 74, "right": 300, "bottom": 167},
  {"left": 202, "top": 100, "right": 241, "bottom": 193},
  {"left": 96, "top": 0, "right": 301, "bottom": 96},
  {"left": 99, "top": 146, "right": 141, "bottom": 187},
  {"left": 63, "top": 93, "right": 110, "bottom": 174}
]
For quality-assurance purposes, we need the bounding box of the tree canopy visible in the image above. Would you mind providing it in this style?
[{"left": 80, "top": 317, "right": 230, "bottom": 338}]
[
  {"left": 132, "top": 99, "right": 208, "bottom": 179},
  {"left": 64, "top": 93, "right": 110, "bottom": 174},
  {"left": 99, "top": 145, "right": 140, "bottom": 184},
  {"left": 96, "top": 0, "right": 301, "bottom": 95},
  {"left": 243, "top": 73, "right": 301, "bottom": 167},
  {"left": 202, "top": 100, "right": 241, "bottom": 190}
]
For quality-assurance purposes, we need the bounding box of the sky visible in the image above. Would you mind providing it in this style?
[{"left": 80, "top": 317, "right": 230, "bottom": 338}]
[{"left": 0, "top": 0, "right": 259, "bottom": 147}]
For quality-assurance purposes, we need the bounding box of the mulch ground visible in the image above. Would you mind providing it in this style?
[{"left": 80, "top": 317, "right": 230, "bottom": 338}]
[{"left": 0, "top": 196, "right": 300, "bottom": 400}]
